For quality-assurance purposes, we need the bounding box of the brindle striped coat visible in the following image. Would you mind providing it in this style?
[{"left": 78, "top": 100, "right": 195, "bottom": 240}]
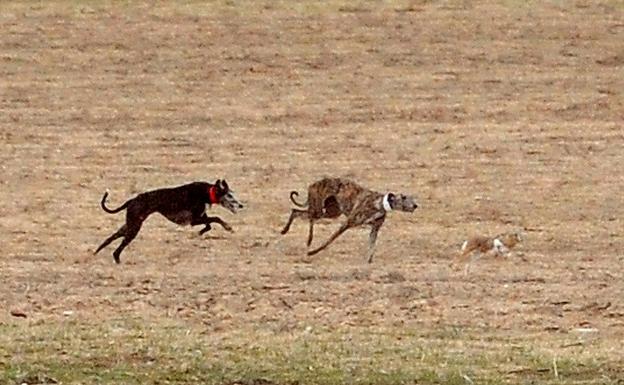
[{"left": 281, "top": 177, "right": 418, "bottom": 262}]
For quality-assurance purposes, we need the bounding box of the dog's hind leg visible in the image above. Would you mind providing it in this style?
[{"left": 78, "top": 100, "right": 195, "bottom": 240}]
[
  {"left": 112, "top": 223, "right": 142, "bottom": 264},
  {"left": 465, "top": 252, "right": 482, "bottom": 276},
  {"left": 450, "top": 244, "right": 470, "bottom": 270},
  {"left": 307, "top": 222, "right": 350, "bottom": 256},
  {"left": 95, "top": 224, "right": 127, "bottom": 255},
  {"left": 280, "top": 209, "right": 308, "bottom": 235},
  {"left": 307, "top": 220, "right": 315, "bottom": 247}
]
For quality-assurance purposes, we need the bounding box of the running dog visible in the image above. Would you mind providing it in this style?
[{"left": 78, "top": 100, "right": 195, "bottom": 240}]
[
  {"left": 95, "top": 180, "right": 243, "bottom": 263},
  {"left": 453, "top": 231, "right": 522, "bottom": 275},
  {"left": 280, "top": 177, "right": 418, "bottom": 262}
]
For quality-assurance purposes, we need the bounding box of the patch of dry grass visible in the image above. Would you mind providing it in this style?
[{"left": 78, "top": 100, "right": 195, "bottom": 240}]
[
  {"left": 2, "top": 319, "right": 621, "bottom": 384},
  {"left": 1, "top": 1, "right": 623, "bottom": 384}
]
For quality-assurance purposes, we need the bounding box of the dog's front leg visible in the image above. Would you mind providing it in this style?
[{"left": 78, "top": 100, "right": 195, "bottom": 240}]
[
  {"left": 199, "top": 223, "right": 212, "bottom": 235},
  {"left": 208, "top": 216, "right": 233, "bottom": 232},
  {"left": 193, "top": 214, "right": 233, "bottom": 234},
  {"left": 366, "top": 221, "right": 384, "bottom": 263}
]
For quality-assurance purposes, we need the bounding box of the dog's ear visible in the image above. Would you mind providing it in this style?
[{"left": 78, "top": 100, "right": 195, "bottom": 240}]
[
  {"left": 221, "top": 179, "right": 229, "bottom": 191},
  {"left": 387, "top": 193, "right": 396, "bottom": 203},
  {"left": 215, "top": 179, "right": 221, "bottom": 188}
]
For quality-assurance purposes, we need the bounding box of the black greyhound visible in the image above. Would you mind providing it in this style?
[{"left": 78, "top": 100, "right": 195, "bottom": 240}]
[{"left": 95, "top": 180, "right": 243, "bottom": 263}]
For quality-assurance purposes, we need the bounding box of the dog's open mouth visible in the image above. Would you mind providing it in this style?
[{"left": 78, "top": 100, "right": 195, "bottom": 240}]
[
  {"left": 227, "top": 204, "right": 244, "bottom": 213},
  {"left": 222, "top": 199, "right": 244, "bottom": 213}
]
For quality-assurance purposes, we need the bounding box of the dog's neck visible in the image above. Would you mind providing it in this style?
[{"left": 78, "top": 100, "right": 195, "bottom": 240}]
[
  {"left": 208, "top": 186, "right": 219, "bottom": 204},
  {"left": 382, "top": 193, "right": 393, "bottom": 212}
]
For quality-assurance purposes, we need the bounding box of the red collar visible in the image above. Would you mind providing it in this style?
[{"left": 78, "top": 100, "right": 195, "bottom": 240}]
[{"left": 209, "top": 186, "right": 219, "bottom": 204}]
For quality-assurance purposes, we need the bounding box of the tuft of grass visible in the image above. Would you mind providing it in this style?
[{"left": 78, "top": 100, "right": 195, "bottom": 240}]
[{"left": 0, "top": 319, "right": 620, "bottom": 384}]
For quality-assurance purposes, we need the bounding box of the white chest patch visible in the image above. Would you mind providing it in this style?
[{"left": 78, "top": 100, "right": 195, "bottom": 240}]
[{"left": 382, "top": 193, "right": 393, "bottom": 212}]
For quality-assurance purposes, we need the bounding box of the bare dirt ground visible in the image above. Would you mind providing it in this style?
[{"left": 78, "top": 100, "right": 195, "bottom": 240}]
[{"left": 1, "top": 1, "right": 623, "bottom": 384}]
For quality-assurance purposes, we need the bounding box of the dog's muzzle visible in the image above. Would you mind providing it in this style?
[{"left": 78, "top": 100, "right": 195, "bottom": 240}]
[
  {"left": 223, "top": 200, "right": 244, "bottom": 213},
  {"left": 227, "top": 204, "right": 243, "bottom": 213}
]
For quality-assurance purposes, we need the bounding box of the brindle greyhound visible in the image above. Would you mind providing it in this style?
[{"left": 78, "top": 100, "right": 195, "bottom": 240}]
[
  {"left": 281, "top": 177, "right": 417, "bottom": 262},
  {"left": 95, "top": 180, "right": 243, "bottom": 264}
]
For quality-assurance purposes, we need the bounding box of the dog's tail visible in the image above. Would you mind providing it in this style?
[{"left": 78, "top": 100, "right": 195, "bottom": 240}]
[
  {"left": 100, "top": 190, "right": 129, "bottom": 214},
  {"left": 289, "top": 191, "right": 308, "bottom": 207}
]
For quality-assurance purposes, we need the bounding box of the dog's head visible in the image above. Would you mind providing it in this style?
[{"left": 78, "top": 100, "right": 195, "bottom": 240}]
[
  {"left": 501, "top": 231, "right": 522, "bottom": 247},
  {"left": 385, "top": 193, "right": 418, "bottom": 213},
  {"left": 212, "top": 179, "right": 244, "bottom": 213}
]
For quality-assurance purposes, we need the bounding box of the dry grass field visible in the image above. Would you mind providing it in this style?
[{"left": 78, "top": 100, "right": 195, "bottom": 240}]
[{"left": 1, "top": 1, "right": 623, "bottom": 384}]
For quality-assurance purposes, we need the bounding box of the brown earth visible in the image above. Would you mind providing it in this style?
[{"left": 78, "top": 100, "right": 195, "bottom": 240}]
[{"left": 0, "top": 0, "right": 623, "bottom": 383}]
